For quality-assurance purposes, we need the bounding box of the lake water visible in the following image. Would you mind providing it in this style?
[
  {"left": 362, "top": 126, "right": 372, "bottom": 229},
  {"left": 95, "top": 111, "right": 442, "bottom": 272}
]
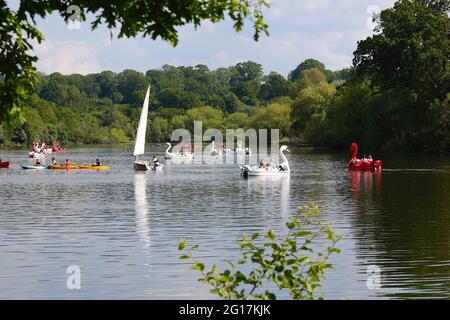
[{"left": 0, "top": 146, "right": 449, "bottom": 299}]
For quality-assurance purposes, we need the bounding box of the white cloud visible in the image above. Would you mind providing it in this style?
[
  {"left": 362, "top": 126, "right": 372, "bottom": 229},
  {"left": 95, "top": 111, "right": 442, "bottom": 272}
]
[
  {"left": 29, "top": 0, "right": 398, "bottom": 75},
  {"left": 34, "top": 41, "right": 101, "bottom": 75}
]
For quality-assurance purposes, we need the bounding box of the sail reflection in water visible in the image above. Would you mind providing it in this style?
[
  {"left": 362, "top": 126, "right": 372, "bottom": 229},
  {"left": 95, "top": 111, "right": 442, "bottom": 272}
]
[{"left": 134, "top": 173, "right": 151, "bottom": 252}]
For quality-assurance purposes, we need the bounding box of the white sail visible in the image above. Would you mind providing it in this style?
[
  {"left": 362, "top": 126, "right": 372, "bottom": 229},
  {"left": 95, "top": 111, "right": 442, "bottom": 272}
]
[{"left": 134, "top": 86, "right": 151, "bottom": 157}]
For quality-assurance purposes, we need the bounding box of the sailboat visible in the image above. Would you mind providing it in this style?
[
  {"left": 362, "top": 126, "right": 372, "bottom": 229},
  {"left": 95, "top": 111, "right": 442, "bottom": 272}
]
[{"left": 133, "top": 86, "right": 152, "bottom": 171}]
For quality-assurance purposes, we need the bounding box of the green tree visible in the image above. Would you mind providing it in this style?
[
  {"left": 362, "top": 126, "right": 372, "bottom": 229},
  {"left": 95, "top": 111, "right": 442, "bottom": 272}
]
[
  {"left": 230, "top": 61, "right": 264, "bottom": 106},
  {"left": 354, "top": 0, "right": 449, "bottom": 102},
  {"left": 289, "top": 59, "right": 326, "bottom": 81},
  {"left": 250, "top": 102, "right": 292, "bottom": 137},
  {"left": 291, "top": 70, "right": 336, "bottom": 133},
  {"left": 352, "top": 0, "right": 450, "bottom": 152},
  {"left": 259, "top": 72, "right": 290, "bottom": 101},
  {"left": 225, "top": 112, "right": 249, "bottom": 129},
  {"left": 157, "top": 87, "right": 202, "bottom": 109},
  {"left": 186, "top": 106, "right": 224, "bottom": 131}
]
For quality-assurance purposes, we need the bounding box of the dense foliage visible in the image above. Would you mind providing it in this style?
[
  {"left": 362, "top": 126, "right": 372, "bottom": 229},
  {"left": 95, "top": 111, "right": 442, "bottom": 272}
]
[
  {"left": 0, "top": 0, "right": 270, "bottom": 122},
  {"left": 0, "top": 60, "right": 348, "bottom": 146},
  {"left": 307, "top": 0, "right": 450, "bottom": 153},
  {"left": 179, "top": 204, "right": 342, "bottom": 300}
]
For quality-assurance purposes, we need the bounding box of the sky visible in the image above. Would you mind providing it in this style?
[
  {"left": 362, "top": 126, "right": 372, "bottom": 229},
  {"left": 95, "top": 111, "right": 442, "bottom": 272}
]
[{"left": 9, "top": 0, "right": 396, "bottom": 76}]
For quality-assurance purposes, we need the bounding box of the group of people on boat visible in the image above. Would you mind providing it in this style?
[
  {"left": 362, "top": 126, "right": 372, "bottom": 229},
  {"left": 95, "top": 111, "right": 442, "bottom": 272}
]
[
  {"left": 349, "top": 154, "right": 373, "bottom": 165},
  {"left": 31, "top": 140, "right": 64, "bottom": 154},
  {"left": 348, "top": 143, "right": 382, "bottom": 171},
  {"left": 258, "top": 159, "right": 288, "bottom": 172},
  {"left": 33, "top": 157, "right": 102, "bottom": 167}
]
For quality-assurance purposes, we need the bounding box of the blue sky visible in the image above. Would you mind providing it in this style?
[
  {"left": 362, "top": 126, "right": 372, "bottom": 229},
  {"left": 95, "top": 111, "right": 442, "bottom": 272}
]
[{"left": 10, "top": 0, "right": 395, "bottom": 76}]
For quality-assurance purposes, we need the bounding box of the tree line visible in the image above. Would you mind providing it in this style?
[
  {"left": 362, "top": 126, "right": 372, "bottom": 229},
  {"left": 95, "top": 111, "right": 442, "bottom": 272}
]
[
  {"left": 0, "top": 59, "right": 349, "bottom": 147},
  {"left": 0, "top": 0, "right": 448, "bottom": 153}
]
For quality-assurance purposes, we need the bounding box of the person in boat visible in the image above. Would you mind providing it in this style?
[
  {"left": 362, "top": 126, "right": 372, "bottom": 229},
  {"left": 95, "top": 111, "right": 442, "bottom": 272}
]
[
  {"left": 51, "top": 157, "right": 57, "bottom": 165},
  {"left": 90, "top": 159, "right": 101, "bottom": 166},
  {"left": 35, "top": 159, "right": 42, "bottom": 166},
  {"left": 152, "top": 156, "right": 161, "bottom": 169},
  {"left": 153, "top": 156, "right": 160, "bottom": 166},
  {"left": 65, "top": 159, "right": 71, "bottom": 166},
  {"left": 259, "top": 159, "right": 266, "bottom": 169}
]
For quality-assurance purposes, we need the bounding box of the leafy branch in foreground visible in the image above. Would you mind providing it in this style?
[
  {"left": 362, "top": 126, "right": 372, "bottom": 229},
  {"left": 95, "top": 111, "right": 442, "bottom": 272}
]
[{"left": 179, "top": 204, "right": 343, "bottom": 300}]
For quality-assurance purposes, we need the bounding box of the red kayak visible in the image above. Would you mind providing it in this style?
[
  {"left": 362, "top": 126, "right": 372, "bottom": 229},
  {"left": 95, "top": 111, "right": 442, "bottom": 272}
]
[
  {"left": 348, "top": 143, "right": 382, "bottom": 171},
  {"left": 0, "top": 161, "right": 10, "bottom": 168}
]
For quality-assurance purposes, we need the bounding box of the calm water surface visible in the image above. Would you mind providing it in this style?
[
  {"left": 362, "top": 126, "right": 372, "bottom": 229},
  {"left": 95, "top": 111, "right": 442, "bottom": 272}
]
[{"left": 0, "top": 146, "right": 449, "bottom": 299}]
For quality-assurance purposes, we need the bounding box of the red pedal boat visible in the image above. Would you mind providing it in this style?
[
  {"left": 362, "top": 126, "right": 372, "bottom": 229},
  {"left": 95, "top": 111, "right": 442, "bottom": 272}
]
[
  {"left": 52, "top": 147, "right": 66, "bottom": 153},
  {"left": 348, "top": 143, "right": 382, "bottom": 171},
  {"left": 0, "top": 161, "right": 10, "bottom": 168}
]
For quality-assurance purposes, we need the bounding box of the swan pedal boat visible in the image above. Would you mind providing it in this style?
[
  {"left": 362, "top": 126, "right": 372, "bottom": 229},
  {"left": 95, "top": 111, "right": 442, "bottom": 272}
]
[
  {"left": 348, "top": 143, "right": 382, "bottom": 171},
  {"left": 29, "top": 151, "right": 46, "bottom": 159},
  {"left": 240, "top": 145, "right": 291, "bottom": 178},
  {"left": 223, "top": 140, "right": 251, "bottom": 155},
  {"left": 165, "top": 142, "right": 194, "bottom": 160},
  {"left": 240, "top": 165, "right": 289, "bottom": 177},
  {"left": 0, "top": 161, "right": 10, "bottom": 168}
]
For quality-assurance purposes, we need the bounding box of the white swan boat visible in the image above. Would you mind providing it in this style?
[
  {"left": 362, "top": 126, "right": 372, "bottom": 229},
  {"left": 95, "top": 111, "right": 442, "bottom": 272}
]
[
  {"left": 133, "top": 86, "right": 163, "bottom": 172},
  {"left": 224, "top": 140, "right": 251, "bottom": 155},
  {"left": 240, "top": 145, "right": 290, "bottom": 177},
  {"left": 29, "top": 148, "right": 53, "bottom": 158},
  {"left": 210, "top": 140, "right": 222, "bottom": 156},
  {"left": 29, "top": 151, "right": 47, "bottom": 159},
  {"left": 165, "top": 142, "right": 194, "bottom": 160}
]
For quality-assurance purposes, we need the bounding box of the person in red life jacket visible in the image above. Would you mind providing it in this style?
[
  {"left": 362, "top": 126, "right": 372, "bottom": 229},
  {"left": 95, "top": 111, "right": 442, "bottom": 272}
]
[{"left": 65, "top": 159, "right": 72, "bottom": 166}]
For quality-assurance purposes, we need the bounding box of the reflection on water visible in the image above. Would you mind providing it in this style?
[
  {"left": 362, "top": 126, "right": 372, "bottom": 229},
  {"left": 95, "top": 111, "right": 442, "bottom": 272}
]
[
  {"left": 0, "top": 147, "right": 449, "bottom": 299},
  {"left": 135, "top": 174, "right": 151, "bottom": 252}
]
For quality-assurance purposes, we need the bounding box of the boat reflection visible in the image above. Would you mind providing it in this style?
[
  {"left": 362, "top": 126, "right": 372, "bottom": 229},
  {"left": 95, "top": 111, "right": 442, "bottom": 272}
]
[
  {"left": 244, "top": 175, "right": 291, "bottom": 219},
  {"left": 134, "top": 173, "right": 151, "bottom": 252},
  {"left": 351, "top": 170, "right": 382, "bottom": 202}
]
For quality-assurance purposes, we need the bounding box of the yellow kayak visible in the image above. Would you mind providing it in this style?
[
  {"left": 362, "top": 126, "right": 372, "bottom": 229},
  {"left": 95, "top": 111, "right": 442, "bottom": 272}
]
[
  {"left": 49, "top": 165, "right": 79, "bottom": 170},
  {"left": 77, "top": 165, "right": 110, "bottom": 170}
]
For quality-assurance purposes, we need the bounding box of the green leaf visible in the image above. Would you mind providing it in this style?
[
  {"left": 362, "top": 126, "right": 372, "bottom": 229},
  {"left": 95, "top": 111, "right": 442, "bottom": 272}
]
[{"left": 178, "top": 239, "right": 187, "bottom": 251}]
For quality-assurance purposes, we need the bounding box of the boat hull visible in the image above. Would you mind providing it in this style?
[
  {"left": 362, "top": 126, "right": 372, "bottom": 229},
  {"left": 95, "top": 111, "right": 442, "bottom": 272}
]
[
  {"left": 134, "top": 161, "right": 149, "bottom": 171},
  {"left": 240, "top": 166, "right": 290, "bottom": 178},
  {"left": 49, "top": 165, "right": 78, "bottom": 170},
  {"left": 21, "top": 165, "right": 49, "bottom": 170},
  {"left": 0, "top": 162, "right": 10, "bottom": 168},
  {"left": 348, "top": 160, "right": 382, "bottom": 171},
  {"left": 77, "top": 165, "right": 110, "bottom": 170},
  {"left": 246, "top": 171, "right": 290, "bottom": 176}
]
